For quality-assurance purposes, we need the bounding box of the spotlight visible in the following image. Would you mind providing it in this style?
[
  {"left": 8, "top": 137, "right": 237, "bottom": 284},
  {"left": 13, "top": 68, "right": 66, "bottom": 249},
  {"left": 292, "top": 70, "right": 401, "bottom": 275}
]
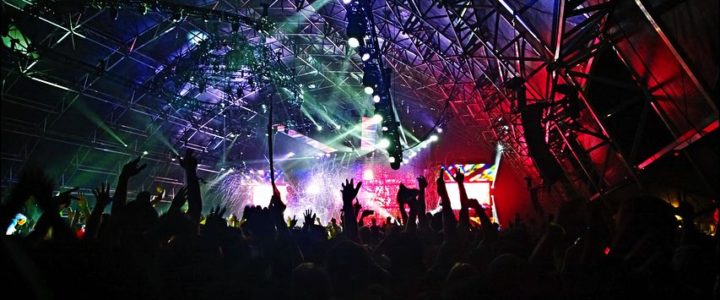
[
  {"left": 372, "top": 95, "right": 380, "bottom": 103},
  {"left": 389, "top": 156, "right": 396, "bottom": 163},
  {"left": 316, "top": 125, "right": 323, "bottom": 131},
  {"left": 142, "top": 150, "right": 149, "bottom": 156},
  {"left": 429, "top": 134, "right": 438, "bottom": 142},
  {"left": 345, "top": 4, "right": 367, "bottom": 47},
  {"left": 371, "top": 114, "right": 383, "bottom": 124},
  {"left": 362, "top": 169, "right": 374, "bottom": 180},
  {"left": 381, "top": 126, "right": 388, "bottom": 131},
  {"left": 348, "top": 37, "right": 360, "bottom": 48},
  {"left": 364, "top": 86, "right": 374, "bottom": 94},
  {"left": 361, "top": 52, "right": 371, "bottom": 61},
  {"left": 378, "top": 138, "right": 390, "bottom": 149},
  {"left": 342, "top": 0, "right": 352, "bottom": 4},
  {"left": 436, "top": 127, "right": 443, "bottom": 133}
]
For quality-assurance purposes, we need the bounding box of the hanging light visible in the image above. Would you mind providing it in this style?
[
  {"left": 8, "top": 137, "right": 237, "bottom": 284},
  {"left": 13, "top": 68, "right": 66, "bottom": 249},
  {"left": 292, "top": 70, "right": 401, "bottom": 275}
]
[{"left": 348, "top": 37, "right": 360, "bottom": 48}]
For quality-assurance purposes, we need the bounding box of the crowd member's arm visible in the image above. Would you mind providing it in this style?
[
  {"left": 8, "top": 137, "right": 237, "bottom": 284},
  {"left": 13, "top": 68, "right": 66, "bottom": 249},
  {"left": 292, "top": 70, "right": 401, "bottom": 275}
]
[
  {"left": 167, "top": 187, "right": 188, "bottom": 215},
  {"left": 417, "top": 176, "right": 429, "bottom": 230},
  {"left": 455, "top": 171, "right": 470, "bottom": 230},
  {"left": 436, "top": 171, "right": 456, "bottom": 236},
  {"left": 86, "top": 182, "right": 112, "bottom": 239},
  {"left": 112, "top": 156, "right": 146, "bottom": 214},
  {"left": 303, "top": 209, "right": 316, "bottom": 231},
  {"left": 468, "top": 199, "right": 496, "bottom": 242},
  {"left": 396, "top": 187, "right": 409, "bottom": 226},
  {"left": 28, "top": 177, "right": 78, "bottom": 241},
  {"left": 341, "top": 179, "right": 362, "bottom": 240},
  {"left": 178, "top": 150, "right": 201, "bottom": 226},
  {"left": 405, "top": 197, "right": 418, "bottom": 233}
]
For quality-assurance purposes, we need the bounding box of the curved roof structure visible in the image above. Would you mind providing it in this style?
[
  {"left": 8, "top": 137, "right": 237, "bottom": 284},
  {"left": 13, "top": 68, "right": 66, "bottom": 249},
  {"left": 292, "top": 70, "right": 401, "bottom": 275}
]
[{"left": 2, "top": 0, "right": 717, "bottom": 201}]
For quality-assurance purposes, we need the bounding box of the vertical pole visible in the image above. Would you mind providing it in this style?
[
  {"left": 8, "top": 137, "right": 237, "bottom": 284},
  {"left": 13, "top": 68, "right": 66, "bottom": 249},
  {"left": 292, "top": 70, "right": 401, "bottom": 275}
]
[{"left": 267, "top": 93, "right": 275, "bottom": 187}]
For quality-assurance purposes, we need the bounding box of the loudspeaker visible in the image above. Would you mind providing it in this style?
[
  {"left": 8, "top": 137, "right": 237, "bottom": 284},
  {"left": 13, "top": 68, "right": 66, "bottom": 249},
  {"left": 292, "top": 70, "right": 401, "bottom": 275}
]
[
  {"left": 521, "top": 104, "right": 564, "bottom": 184},
  {"left": 506, "top": 82, "right": 564, "bottom": 187}
]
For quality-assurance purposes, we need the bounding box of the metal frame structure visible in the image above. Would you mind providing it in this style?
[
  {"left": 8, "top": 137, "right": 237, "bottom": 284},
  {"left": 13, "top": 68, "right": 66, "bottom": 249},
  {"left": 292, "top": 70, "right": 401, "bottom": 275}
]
[{"left": 2, "top": 0, "right": 717, "bottom": 199}]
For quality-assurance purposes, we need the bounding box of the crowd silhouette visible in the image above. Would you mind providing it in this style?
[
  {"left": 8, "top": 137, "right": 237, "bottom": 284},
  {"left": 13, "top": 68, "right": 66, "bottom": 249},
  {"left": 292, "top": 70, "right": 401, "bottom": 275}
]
[{"left": 1, "top": 150, "right": 717, "bottom": 300}]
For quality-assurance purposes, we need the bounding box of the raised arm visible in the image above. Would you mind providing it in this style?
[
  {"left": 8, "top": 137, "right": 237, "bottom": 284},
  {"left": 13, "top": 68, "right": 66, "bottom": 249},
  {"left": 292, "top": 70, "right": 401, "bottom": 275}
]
[
  {"left": 178, "top": 150, "right": 201, "bottom": 226},
  {"left": 436, "top": 170, "right": 456, "bottom": 236},
  {"left": 112, "top": 156, "right": 146, "bottom": 214},
  {"left": 454, "top": 171, "right": 470, "bottom": 230},
  {"left": 341, "top": 178, "right": 362, "bottom": 240},
  {"left": 417, "top": 176, "right": 429, "bottom": 230},
  {"left": 86, "top": 182, "right": 112, "bottom": 239}
]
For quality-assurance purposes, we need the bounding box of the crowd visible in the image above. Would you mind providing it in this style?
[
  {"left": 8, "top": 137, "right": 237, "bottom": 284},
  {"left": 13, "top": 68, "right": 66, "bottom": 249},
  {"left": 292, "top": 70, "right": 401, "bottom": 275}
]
[{"left": 1, "top": 150, "right": 717, "bottom": 300}]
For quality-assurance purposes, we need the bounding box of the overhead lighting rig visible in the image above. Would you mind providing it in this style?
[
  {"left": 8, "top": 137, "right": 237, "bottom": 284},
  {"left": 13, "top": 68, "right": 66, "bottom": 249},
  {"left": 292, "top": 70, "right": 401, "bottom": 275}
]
[{"left": 344, "top": 0, "right": 403, "bottom": 169}]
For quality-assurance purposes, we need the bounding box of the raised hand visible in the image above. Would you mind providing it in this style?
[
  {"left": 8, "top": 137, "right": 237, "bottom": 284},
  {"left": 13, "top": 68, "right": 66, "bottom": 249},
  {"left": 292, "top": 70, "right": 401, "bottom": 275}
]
[
  {"left": 168, "top": 186, "right": 188, "bottom": 213},
  {"left": 417, "top": 176, "right": 428, "bottom": 189},
  {"left": 288, "top": 215, "right": 298, "bottom": 228},
  {"left": 303, "top": 209, "right": 316, "bottom": 226},
  {"left": 92, "top": 183, "right": 112, "bottom": 207},
  {"left": 121, "top": 156, "right": 147, "bottom": 178},
  {"left": 178, "top": 149, "right": 198, "bottom": 173},
  {"left": 453, "top": 170, "right": 465, "bottom": 183},
  {"left": 341, "top": 178, "right": 362, "bottom": 203}
]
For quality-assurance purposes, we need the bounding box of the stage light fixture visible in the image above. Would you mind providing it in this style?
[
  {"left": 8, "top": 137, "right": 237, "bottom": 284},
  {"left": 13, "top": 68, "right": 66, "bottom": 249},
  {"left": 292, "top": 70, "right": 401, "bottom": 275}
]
[
  {"left": 345, "top": 3, "right": 367, "bottom": 48},
  {"left": 371, "top": 114, "right": 383, "bottom": 124},
  {"left": 372, "top": 95, "right": 380, "bottom": 103},
  {"left": 361, "top": 52, "right": 371, "bottom": 61},
  {"left": 382, "top": 126, "right": 388, "bottom": 131},
  {"left": 342, "top": 0, "right": 353, "bottom": 4},
  {"left": 437, "top": 127, "right": 443, "bottom": 133},
  {"left": 429, "top": 134, "right": 438, "bottom": 142},
  {"left": 348, "top": 37, "right": 360, "bottom": 48},
  {"left": 142, "top": 150, "right": 149, "bottom": 156},
  {"left": 316, "top": 125, "right": 323, "bottom": 131},
  {"left": 364, "top": 86, "right": 374, "bottom": 94}
]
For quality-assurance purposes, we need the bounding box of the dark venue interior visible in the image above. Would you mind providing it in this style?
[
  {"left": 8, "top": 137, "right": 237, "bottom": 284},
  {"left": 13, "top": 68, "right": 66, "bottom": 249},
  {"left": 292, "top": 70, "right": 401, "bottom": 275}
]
[{"left": 1, "top": 0, "right": 718, "bottom": 299}]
